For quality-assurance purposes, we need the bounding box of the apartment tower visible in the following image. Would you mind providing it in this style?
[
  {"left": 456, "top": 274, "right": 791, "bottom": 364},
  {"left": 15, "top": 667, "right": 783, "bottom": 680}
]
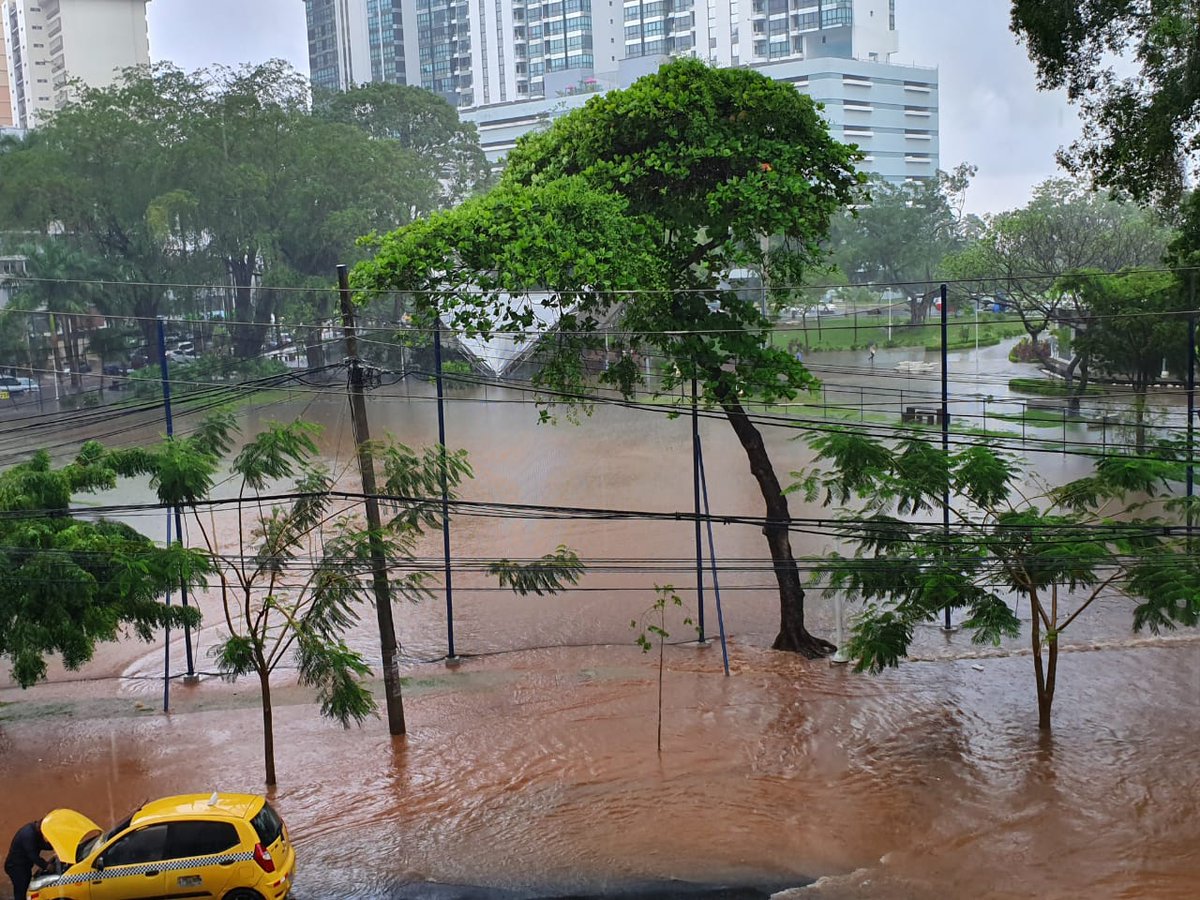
[
  {"left": 1, "top": 0, "right": 150, "bottom": 129},
  {"left": 303, "top": 0, "right": 937, "bottom": 183}
]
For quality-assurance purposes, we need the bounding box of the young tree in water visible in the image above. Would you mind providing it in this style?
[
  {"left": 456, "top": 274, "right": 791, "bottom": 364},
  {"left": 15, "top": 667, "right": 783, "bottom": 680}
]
[
  {"left": 135, "top": 415, "right": 583, "bottom": 785},
  {"left": 797, "top": 429, "right": 1198, "bottom": 728},
  {"left": 355, "top": 59, "right": 862, "bottom": 657},
  {"left": 0, "top": 443, "right": 206, "bottom": 688}
]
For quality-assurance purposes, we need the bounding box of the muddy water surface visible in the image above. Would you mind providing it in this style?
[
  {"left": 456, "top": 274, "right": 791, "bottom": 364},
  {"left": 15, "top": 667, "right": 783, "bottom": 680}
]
[{"left": 2, "top": 371, "right": 1199, "bottom": 898}]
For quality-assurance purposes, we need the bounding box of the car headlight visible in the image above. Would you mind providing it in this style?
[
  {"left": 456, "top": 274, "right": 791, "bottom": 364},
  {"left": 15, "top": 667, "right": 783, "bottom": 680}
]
[{"left": 30, "top": 872, "right": 62, "bottom": 890}]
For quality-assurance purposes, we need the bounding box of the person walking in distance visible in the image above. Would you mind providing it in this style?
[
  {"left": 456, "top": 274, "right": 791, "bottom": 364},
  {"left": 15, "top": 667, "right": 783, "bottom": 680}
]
[{"left": 5, "top": 820, "right": 50, "bottom": 900}]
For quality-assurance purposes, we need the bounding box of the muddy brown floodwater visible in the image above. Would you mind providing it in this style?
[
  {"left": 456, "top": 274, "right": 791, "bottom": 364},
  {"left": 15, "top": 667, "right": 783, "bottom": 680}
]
[{"left": 2, "top": 358, "right": 1199, "bottom": 898}]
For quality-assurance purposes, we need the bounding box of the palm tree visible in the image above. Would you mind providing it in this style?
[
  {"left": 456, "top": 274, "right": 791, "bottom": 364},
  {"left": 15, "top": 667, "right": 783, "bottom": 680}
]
[{"left": 17, "top": 240, "right": 102, "bottom": 390}]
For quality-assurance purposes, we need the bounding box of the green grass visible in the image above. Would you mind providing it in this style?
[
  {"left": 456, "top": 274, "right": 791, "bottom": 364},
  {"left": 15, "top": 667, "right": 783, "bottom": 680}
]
[
  {"left": 773, "top": 313, "right": 1027, "bottom": 353},
  {"left": 992, "top": 409, "right": 1082, "bottom": 427},
  {"left": 1009, "top": 377, "right": 1102, "bottom": 397}
]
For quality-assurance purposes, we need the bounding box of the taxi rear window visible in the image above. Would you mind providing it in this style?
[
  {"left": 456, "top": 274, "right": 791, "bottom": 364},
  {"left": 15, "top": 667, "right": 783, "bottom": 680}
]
[{"left": 251, "top": 803, "right": 283, "bottom": 846}]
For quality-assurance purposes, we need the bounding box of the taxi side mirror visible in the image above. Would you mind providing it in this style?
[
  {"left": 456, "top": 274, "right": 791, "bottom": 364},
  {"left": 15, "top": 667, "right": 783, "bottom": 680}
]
[{"left": 93, "top": 858, "right": 105, "bottom": 871}]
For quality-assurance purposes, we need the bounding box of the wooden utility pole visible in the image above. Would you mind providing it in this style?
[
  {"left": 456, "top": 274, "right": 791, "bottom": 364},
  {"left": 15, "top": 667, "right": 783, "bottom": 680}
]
[{"left": 337, "top": 265, "right": 406, "bottom": 735}]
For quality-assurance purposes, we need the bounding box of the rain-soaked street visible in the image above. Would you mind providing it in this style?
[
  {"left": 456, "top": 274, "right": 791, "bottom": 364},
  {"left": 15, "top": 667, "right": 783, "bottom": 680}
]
[{"left": 2, "top": 341, "right": 1198, "bottom": 898}]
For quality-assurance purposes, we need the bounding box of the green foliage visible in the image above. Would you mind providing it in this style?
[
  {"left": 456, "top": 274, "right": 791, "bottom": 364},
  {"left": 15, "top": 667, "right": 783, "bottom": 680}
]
[
  {"left": 315, "top": 81, "right": 492, "bottom": 204},
  {"left": 357, "top": 58, "right": 859, "bottom": 408},
  {"left": 356, "top": 59, "right": 854, "bottom": 655},
  {"left": 0, "top": 446, "right": 208, "bottom": 687},
  {"left": 1008, "top": 377, "right": 1101, "bottom": 397},
  {"left": 1057, "top": 269, "right": 1190, "bottom": 389},
  {"left": 803, "top": 427, "right": 1197, "bottom": 724},
  {"left": 1010, "top": 1, "right": 1200, "bottom": 205},
  {"left": 827, "top": 165, "right": 977, "bottom": 322},
  {"left": 943, "top": 178, "right": 1172, "bottom": 331},
  {"left": 488, "top": 545, "right": 585, "bottom": 597},
  {"left": 125, "top": 356, "right": 290, "bottom": 400},
  {"left": 0, "top": 62, "right": 482, "bottom": 356}
]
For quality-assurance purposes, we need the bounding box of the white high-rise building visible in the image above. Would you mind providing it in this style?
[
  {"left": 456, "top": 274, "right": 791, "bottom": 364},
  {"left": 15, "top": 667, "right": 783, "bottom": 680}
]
[
  {"left": 303, "top": 0, "right": 937, "bottom": 183},
  {"left": 1, "top": 0, "right": 151, "bottom": 129},
  {"left": 0, "top": 26, "right": 13, "bottom": 126}
]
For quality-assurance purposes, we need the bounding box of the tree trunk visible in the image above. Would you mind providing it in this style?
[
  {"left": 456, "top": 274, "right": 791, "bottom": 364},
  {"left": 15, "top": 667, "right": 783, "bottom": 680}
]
[
  {"left": 1041, "top": 634, "right": 1058, "bottom": 730},
  {"left": 228, "top": 255, "right": 273, "bottom": 359},
  {"left": 1134, "top": 389, "right": 1147, "bottom": 454},
  {"left": 1064, "top": 353, "right": 1082, "bottom": 415},
  {"left": 718, "top": 393, "right": 835, "bottom": 658},
  {"left": 63, "top": 315, "right": 81, "bottom": 388},
  {"left": 258, "top": 668, "right": 277, "bottom": 786},
  {"left": 1030, "top": 602, "right": 1053, "bottom": 730}
]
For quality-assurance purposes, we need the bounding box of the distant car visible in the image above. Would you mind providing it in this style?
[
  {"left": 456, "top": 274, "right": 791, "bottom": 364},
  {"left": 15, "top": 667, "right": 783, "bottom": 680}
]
[
  {"left": 175, "top": 341, "right": 196, "bottom": 355},
  {"left": 29, "top": 792, "right": 296, "bottom": 900},
  {"left": 0, "top": 375, "right": 39, "bottom": 395},
  {"left": 102, "top": 362, "right": 127, "bottom": 376},
  {"left": 817, "top": 302, "right": 839, "bottom": 315},
  {"left": 167, "top": 349, "right": 199, "bottom": 363}
]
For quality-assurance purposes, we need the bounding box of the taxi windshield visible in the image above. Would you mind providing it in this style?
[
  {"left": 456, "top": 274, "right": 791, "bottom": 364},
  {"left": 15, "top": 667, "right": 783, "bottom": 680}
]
[{"left": 78, "top": 813, "right": 134, "bottom": 863}]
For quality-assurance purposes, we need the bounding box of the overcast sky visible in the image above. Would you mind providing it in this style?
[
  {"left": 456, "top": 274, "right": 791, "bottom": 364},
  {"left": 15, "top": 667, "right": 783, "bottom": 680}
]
[{"left": 145, "top": 0, "right": 1082, "bottom": 216}]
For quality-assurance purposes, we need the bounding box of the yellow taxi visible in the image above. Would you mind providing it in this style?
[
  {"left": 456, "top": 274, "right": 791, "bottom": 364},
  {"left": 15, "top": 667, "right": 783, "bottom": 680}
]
[{"left": 26, "top": 792, "right": 295, "bottom": 900}]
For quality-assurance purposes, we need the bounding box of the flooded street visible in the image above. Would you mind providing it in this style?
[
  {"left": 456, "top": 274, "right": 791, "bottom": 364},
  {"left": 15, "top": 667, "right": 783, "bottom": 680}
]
[{"left": 2, "top": 353, "right": 1199, "bottom": 898}]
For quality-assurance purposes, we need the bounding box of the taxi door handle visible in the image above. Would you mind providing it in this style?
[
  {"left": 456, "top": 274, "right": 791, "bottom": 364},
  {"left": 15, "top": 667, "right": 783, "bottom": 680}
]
[{"left": 145, "top": 869, "right": 160, "bottom": 877}]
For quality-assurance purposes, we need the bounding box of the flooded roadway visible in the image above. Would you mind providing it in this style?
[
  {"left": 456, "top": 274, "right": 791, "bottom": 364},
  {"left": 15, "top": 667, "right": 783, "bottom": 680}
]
[{"left": 2, "top": 348, "right": 1199, "bottom": 898}]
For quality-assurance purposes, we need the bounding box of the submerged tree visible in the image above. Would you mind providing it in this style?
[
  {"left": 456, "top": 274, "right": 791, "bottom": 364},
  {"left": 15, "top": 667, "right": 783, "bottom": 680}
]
[
  {"left": 356, "top": 58, "right": 862, "bottom": 657},
  {"left": 943, "top": 180, "right": 1174, "bottom": 410},
  {"left": 1056, "top": 269, "right": 1190, "bottom": 452},
  {"left": 132, "top": 415, "right": 583, "bottom": 785},
  {"left": 798, "top": 428, "right": 1198, "bottom": 728},
  {"left": 0, "top": 443, "right": 206, "bottom": 687}
]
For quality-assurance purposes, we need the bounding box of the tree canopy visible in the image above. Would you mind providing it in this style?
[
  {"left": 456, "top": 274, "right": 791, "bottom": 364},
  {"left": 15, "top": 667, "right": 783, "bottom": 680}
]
[
  {"left": 356, "top": 58, "right": 862, "bottom": 657},
  {"left": 827, "top": 165, "right": 979, "bottom": 323},
  {"left": 1011, "top": 0, "right": 1200, "bottom": 205},
  {"left": 0, "top": 444, "right": 207, "bottom": 687},
  {"left": 944, "top": 179, "right": 1173, "bottom": 336},
  {"left": 0, "top": 62, "right": 486, "bottom": 357}
]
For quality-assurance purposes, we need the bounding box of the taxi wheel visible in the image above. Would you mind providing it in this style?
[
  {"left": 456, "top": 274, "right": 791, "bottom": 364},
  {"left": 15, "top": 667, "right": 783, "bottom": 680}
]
[{"left": 223, "top": 891, "right": 264, "bottom": 900}]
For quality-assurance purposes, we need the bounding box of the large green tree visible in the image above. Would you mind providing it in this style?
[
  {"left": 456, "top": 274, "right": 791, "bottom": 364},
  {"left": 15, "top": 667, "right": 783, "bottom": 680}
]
[
  {"left": 800, "top": 428, "right": 1198, "bottom": 728},
  {"left": 1011, "top": 0, "right": 1200, "bottom": 206},
  {"left": 1057, "top": 269, "right": 1191, "bottom": 451},
  {"left": 316, "top": 81, "right": 492, "bottom": 205},
  {"left": 0, "top": 444, "right": 207, "bottom": 687},
  {"left": 356, "top": 59, "right": 861, "bottom": 657},
  {"left": 827, "top": 165, "right": 979, "bottom": 324},
  {"left": 0, "top": 63, "right": 470, "bottom": 358},
  {"left": 943, "top": 179, "right": 1174, "bottom": 407}
]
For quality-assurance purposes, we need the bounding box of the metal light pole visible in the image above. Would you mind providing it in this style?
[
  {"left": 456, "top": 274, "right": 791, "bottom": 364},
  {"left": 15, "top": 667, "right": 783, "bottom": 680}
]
[
  {"left": 432, "top": 322, "right": 456, "bottom": 661},
  {"left": 691, "top": 375, "right": 706, "bottom": 643},
  {"left": 940, "top": 284, "right": 954, "bottom": 632}
]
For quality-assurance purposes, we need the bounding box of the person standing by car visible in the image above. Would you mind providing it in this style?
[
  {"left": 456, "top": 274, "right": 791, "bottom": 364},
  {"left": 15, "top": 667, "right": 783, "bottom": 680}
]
[{"left": 5, "top": 819, "right": 51, "bottom": 900}]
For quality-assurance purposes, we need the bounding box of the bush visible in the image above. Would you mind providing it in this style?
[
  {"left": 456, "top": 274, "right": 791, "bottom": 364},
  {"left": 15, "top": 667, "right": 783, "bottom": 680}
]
[{"left": 1008, "top": 337, "right": 1052, "bottom": 363}]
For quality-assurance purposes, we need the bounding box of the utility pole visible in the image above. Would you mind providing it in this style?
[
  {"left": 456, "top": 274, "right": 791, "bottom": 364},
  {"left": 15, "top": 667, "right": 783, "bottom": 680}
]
[
  {"left": 337, "top": 265, "right": 406, "bottom": 736},
  {"left": 155, "top": 320, "right": 197, "bottom": 687}
]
